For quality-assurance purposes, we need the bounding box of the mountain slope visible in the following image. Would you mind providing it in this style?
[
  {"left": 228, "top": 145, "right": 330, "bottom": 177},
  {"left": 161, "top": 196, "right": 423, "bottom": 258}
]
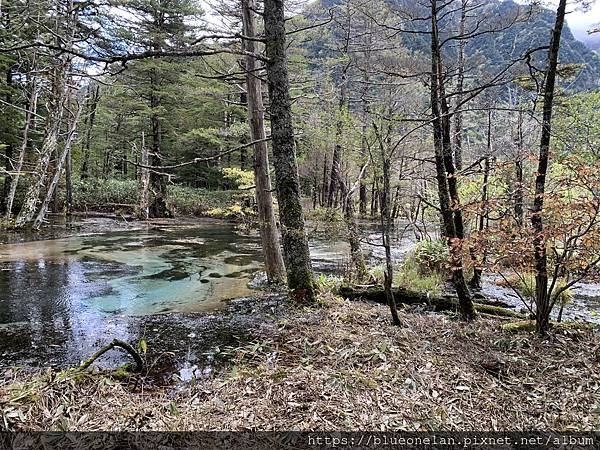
[{"left": 303, "top": 0, "right": 600, "bottom": 92}]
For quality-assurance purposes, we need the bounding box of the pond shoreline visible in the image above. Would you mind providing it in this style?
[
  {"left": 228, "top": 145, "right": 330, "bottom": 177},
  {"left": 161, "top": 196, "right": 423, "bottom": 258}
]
[
  {"left": 0, "top": 213, "right": 236, "bottom": 245},
  {"left": 2, "top": 297, "right": 598, "bottom": 431}
]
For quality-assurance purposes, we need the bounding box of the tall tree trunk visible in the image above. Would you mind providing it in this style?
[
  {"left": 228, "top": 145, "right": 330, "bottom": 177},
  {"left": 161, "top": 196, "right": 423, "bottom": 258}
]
[
  {"left": 2, "top": 66, "right": 14, "bottom": 213},
  {"left": 239, "top": 91, "right": 248, "bottom": 170},
  {"left": 264, "top": 0, "right": 315, "bottom": 303},
  {"left": 430, "top": 0, "right": 475, "bottom": 321},
  {"left": 470, "top": 109, "right": 492, "bottom": 290},
  {"left": 532, "top": 0, "right": 567, "bottom": 335},
  {"left": 391, "top": 162, "right": 404, "bottom": 220},
  {"left": 242, "top": 0, "right": 286, "bottom": 284},
  {"left": 139, "top": 132, "right": 150, "bottom": 220},
  {"left": 321, "top": 152, "right": 328, "bottom": 207},
  {"left": 378, "top": 151, "right": 401, "bottom": 326},
  {"left": 453, "top": 0, "right": 467, "bottom": 171},
  {"left": 15, "top": 62, "right": 67, "bottom": 228},
  {"left": 341, "top": 163, "right": 368, "bottom": 282},
  {"left": 370, "top": 177, "right": 379, "bottom": 217},
  {"left": 514, "top": 110, "right": 524, "bottom": 226},
  {"left": 6, "top": 76, "right": 37, "bottom": 220},
  {"left": 148, "top": 68, "right": 171, "bottom": 218},
  {"left": 327, "top": 69, "right": 347, "bottom": 208},
  {"left": 33, "top": 95, "right": 82, "bottom": 230},
  {"left": 358, "top": 18, "right": 372, "bottom": 218},
  {"left": 65, "top": 146, "right": 72, "bottom": 215},
  {"left": 80, "top": 84, "right": 100, "bottom": 180}
]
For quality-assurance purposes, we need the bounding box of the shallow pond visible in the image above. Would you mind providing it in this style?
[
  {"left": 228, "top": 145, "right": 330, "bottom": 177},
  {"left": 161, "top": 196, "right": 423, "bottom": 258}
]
[
  {"left": 0, "top": 218, "right": 597, "bottom": 374},
  {"left": 0, "top": 219, "right": 372, "bottom": 371},
  {"left": 0, "top": 222, "right": 275, "bottom": 370}
]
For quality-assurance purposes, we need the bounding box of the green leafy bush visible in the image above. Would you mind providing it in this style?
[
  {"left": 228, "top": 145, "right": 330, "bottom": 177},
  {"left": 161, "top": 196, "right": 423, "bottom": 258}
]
[
  {"left": 70, "top": 179, "right": 139, "bottom": 209},
  {"left": 63, "top": 178, "right": 254, "bottom": 220},
  {"left": 167, "top": 185, "right": 252, "bottom": 217},
  {"left": 395, "top": 257, "right": 444, "bottom": 295},
  {"left": 412, "top": 239, "right": 449, "bottom": 275}
]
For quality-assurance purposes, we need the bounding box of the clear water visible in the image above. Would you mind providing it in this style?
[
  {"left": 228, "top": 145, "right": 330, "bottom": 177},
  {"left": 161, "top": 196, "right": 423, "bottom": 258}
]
[
  {"left": 0, "top": 219, "right": 597, "bottom": 371},
  {"left": 0, "top": 224, "right": 263, "bottom": 321}
]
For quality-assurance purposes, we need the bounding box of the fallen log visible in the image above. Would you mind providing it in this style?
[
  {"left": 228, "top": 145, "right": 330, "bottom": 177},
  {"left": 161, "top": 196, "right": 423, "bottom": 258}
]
[
  {"left": 501, "top": 320, "right": 593, "bottom": 333},
  {"left": 338, "top": 285, "right": 525, "bottom": 319}
]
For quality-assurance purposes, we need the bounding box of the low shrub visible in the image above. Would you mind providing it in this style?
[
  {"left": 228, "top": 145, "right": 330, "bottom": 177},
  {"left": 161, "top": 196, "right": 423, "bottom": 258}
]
[
  {"left": 412, "top": 239, "right": 449, "bottom": 275},
  {"left": 395, "top": 257, "right": 444, "bottom": 295},
  {"left": 59, "top": 178, "right": 255, "bottom": 220},
  {"left": 70, "top": 179, "right": 139, "bottom": 210},
  {"left": 496, "top": 273, "right": 573, "bottom": 305}
]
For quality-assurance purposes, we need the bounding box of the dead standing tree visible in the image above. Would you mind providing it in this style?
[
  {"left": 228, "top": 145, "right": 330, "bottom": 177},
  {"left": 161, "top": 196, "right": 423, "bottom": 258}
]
[
  {"left": 241, "top": 0, "right": 287, "bottom": 284},
  {"left": 15, "top": 54, "right": 71, "bottom": 227}
]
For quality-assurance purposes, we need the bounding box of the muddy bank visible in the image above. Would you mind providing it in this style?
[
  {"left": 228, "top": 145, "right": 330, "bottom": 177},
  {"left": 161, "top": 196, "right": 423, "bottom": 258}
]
[
  {"left": 2, "top": 298, "right": 598, "bottom": 431},
  {"left": 1, "top": 292, "right": 287, "bottom": 378}
]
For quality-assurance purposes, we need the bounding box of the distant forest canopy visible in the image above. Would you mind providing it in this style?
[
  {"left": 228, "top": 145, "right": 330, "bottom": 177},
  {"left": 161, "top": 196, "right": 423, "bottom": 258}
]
[
  {"left": 306, "top": 0, "right": 600, "bottom": 92},
  {"left": 0, "top": 0, "right": 597, "bottom": 199}
]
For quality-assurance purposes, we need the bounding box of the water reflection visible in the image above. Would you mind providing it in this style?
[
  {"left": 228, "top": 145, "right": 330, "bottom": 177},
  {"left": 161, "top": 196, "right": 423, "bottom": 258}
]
[
  {"left": 0, "top": 220, "right": 597, "bottom": 371},
  {"left": 0, "top": 223, "right": 265, "bottom": 368}
]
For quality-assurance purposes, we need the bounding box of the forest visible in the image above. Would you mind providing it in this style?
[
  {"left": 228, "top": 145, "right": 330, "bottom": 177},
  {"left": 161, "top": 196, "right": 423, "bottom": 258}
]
[{"left": 0, "top": 0, "right": 599, "bottom": 440}]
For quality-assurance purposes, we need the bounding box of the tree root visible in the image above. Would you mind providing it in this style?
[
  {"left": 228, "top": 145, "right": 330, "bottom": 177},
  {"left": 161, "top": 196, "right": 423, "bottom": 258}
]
[
  {"left": 338, "top": 285, "right": 526, "bottom": 319},
  {"left": 79, "top": 339, "right": 144, "bottom": 372}
]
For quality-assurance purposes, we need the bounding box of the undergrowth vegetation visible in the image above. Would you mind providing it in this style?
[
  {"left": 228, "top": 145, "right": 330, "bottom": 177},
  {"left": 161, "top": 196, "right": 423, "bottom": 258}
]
[
  {"left": 366, "top": 239, "right": 448, "bottom": 294},
  {"left": 496, "top": 273, "right": 573, "bottom": 308},
  {"left": 2, "top": 297, "right": 598, "bottom": 431},
  {"left": 57, "top": 179, "right": 254, "bottom": 220}
]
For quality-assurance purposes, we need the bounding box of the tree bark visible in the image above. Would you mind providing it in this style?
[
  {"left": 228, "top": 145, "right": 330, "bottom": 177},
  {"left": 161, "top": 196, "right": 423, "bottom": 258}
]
[
  {"left": 2, "top": 67, "right": 14, "bottom": 214},
  {"left": 380, "top": 156, "right": 401, "bottom": 326},
  {"left": 6, "top": 76, "right": 38, "bottom": 220},
  {"left": 15, "top": 60, "right": 67, "bottom": 228},
  {"left": 341, "top": 163, "right": 368, "bottom": 282},
  {"left": 242, "top": 0, "right": 286, "bottom": 284},
  {"left": 339, "top": 286, "right": 524, "bottom": 319},
  {"left": 32, "top": 96, "right": 82, "bottom": 230},
  {"left": 514, "top": 110, "right": 524, "bottom": 226},
  {"left": 139, "top": 132, "right": 150, "bottom": 220},
  {"left": 531, "top": 0, "right": 567, "bottom": 335},
  {"left": 65, "top": 146, "right": 73, "bottom": 215},
  {"left": 453, "top": 0, "right": 468, "bottom": 171},
  {"left": 430, "top": 0, "right": 475, "bottom": 321},
  {"left": 327, "top": 69, "right": 347, "bottom": 208},
  {"left": 321, "top": 152, "right": 329, "bottom": 207},
  {"left": 264, "top": 0, "right": 315, "bottom": 303},
  {"left": 148, "top": 66, "right": 172, "bottom": 218},
  {"left": 470, "top": 109, "right": 492, "bottom": 290},
  {"left": 80, "top": 84, "right": 100, "bottom": 179}
]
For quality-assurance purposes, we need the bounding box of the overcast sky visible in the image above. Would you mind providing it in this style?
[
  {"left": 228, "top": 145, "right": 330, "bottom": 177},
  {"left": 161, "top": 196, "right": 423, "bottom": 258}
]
[
  {"left": 514, "top": 0, "right": 599, "bottom": 41},
  {"left": 565, "top": 2, "right": 600, "bottom": 41}
]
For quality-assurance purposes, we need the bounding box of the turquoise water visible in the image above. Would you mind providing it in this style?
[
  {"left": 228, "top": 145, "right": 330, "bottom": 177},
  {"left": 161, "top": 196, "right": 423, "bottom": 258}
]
[
  {"left": 0, "top": 224, "right": 263, "bottom": 322},
  {"left": 0, "top": 219, "right": 597, "bottom": 371},
  {"left": 0, "top": 223, "right": 267, "bottom": 368}
]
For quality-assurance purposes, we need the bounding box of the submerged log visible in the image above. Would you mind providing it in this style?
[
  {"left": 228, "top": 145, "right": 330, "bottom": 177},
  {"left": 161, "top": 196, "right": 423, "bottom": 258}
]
[{"left": 338, "top": 285, "right": 525, "bottom": 319}]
